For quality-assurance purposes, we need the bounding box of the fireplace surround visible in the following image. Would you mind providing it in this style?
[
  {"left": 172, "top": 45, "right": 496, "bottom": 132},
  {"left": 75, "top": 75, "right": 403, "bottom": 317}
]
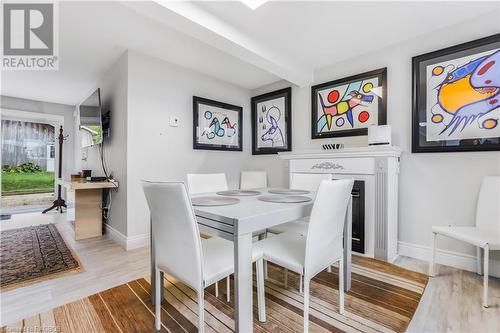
[{"left": 279, "top": 146, "right": 401, "bottom": 262}]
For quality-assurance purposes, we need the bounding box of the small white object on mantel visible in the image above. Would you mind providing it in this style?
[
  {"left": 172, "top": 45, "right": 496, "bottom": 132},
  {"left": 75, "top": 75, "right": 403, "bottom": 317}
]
[
  {"left": 368, "top": 124, "right": 392, "bottom": 146},
  {"left": 279, "top": 146, "right": 401, "bottom": 262}
]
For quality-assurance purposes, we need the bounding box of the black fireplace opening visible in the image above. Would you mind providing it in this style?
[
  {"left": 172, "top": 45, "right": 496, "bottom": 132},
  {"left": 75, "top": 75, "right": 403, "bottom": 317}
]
[{"left": 351, "top": 180, "right": 365, "bottom": 253}]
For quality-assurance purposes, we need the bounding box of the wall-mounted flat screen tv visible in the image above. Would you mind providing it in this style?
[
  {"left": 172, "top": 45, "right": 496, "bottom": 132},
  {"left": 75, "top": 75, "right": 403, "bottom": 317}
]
[{"left": 79, "top": 88, "right": 102, "bottom": 147}]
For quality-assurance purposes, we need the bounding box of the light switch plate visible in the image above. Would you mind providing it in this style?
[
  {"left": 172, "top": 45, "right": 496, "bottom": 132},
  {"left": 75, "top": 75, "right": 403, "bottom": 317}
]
[{"left": 169, "top": 116, "right": 180, "bottom": 127}]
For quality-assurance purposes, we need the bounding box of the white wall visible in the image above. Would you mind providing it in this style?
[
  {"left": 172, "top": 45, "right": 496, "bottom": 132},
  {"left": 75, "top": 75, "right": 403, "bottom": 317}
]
[
  {"left": 252, "top": 11, "right": 500, "bottom": 266},
  {"left": 78, "top": 11, "right": 499, "bottom": 272},
  {"left": 126, "top": 50, "right": 257, "bottom": 238},
  {"left": 82, "top": 52, "right": 129, "bottom": 236}
]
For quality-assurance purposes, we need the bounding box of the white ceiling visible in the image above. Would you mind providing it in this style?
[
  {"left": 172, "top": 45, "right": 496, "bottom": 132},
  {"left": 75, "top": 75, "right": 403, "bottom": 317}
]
[
  {"left": 194, "top": 1, "right": 499, "bottom": 70},
  {"left": 1, "top": 1, "right": 498, "bottom": 106},
  {"left": 1, "top": 1, "right": 279, "bottom": 105}
]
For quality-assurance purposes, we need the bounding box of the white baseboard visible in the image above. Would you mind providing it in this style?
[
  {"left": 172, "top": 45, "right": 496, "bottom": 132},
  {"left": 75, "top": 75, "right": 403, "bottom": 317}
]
[
  {"left": 104, "top": 224, "right": 150, "bottom": 251},
  {"left": 126, "top": 232, "right": 150, "bottom": 250},
  {"left": 398, "top": 241, "right": 500, "bottom": 278}
]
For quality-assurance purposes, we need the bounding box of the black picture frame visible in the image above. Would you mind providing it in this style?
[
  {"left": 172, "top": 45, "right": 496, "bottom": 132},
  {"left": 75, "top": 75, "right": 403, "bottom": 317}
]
[
  {"left": 311, "top": 68, "right": 387, "bottom": 139},
  {"left": 412, "top": 34, "right": 500, "bottom": 153},
  {"left": 251, "top": 87, "right": 292, "bottom": 155},
  {"left": 193, "top": 96, "right": 243, "bottom": 151}
]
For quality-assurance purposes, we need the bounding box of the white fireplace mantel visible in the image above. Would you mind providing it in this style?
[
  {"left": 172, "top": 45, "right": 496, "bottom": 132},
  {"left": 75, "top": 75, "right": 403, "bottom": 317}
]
[
  {"left": 279, "top": 146, "right": 401, "bottom": 262},
  {"left": 278, "top": 146, "right": 402, "bottom": 160}
]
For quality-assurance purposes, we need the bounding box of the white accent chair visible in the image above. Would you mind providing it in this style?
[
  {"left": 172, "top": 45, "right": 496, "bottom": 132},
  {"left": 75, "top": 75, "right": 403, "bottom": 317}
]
[
  {"left": 429, "top": 176, "right": 500, "bottom": 308},
  {"left": 268, "top": 173, "right": 333, "bottom": 235},
  {"left": 255, "top": 179, "right": 354, "bottom": 333},
  {"left": 240, "top": 171, "right": 268, "bottom": 190},
  {"left": 187, "top": 173, "right": 228, "bottom": 194},
  {"left": 142, "top": 181, "right": 266, "bottom": 332}
]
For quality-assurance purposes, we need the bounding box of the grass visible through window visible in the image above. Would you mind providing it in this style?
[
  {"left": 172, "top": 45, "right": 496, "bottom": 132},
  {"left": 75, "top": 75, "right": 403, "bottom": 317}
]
[{"left": 1, "top": 172, "right": 55, "bottom": 194}]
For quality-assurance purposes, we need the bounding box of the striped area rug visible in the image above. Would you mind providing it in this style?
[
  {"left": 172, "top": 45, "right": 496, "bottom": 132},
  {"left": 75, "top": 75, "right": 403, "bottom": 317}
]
[{"left": 1, "top": 256, "right": 428, "bottom": 333}]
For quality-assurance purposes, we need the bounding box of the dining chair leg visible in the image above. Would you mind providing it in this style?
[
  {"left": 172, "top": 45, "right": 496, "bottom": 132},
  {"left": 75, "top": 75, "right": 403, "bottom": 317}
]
[
  {"left": 198, "top": 288, "right": 205, "bottom": 333},
  {"left": 303, "top": 278, "right": 310, "bottom": 333},
  {"left": 283, "top": 268, "right": 288, "bottom": 288},
  {"left": 226, "top": 276, "right": 230, "bottom": 302},
  {"left": 263, "top": 231, "right": 269, "bottom": 280},
  {"left": 429, "top": 232, "right": 437, "bottom": 277},
  {"left": 155, "top": 268, "right": 161, "bottom": 330},
  {"left": 483, "top": 245, "right": 489, "bottom": 308},
  {"left": 476, "top": 247, "right": 482, "bottom": 275},
  {"left": 338, "top": 259, "right": 345, "bottom": 315},
  {"left": 256, "top": 258, "right": 267, "bottom": 322},
  {"left": 299, "top": 274, "right": 303, "bottom": 294},
  {"left": 215, "top": 281, "right": 219, "bottom": 297}
]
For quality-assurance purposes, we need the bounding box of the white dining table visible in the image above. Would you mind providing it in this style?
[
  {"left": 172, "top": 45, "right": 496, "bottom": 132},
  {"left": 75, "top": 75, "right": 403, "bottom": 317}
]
[{"left": 151, "top": 188, "right": 352, "bottom": 333}]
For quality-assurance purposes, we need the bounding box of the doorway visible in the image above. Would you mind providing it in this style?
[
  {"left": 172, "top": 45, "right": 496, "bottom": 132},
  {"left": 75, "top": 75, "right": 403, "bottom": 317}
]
[{"left": 1, "top": 110, "right": 64, "bottom": 215}]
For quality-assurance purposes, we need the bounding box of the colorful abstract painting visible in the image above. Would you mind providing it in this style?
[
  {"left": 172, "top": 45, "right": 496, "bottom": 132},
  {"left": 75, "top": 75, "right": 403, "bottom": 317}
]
[
  {"left": 312, "top": 68, "right": 387, "bottom": 138},
  {"left": 426, "top": 49, "right": 500, "bottom": 141},
  {"left": 251, "top": 88, "right": 292, "bottom": 155},
  {"left": 193, "top": 97, "right": 242, "bottom": 151},
  {"left": 412, "top": 34, "right": 500, "bottom": 153}
]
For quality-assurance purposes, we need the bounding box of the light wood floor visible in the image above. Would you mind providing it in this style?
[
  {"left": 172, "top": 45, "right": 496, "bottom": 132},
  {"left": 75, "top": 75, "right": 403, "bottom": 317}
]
[
  {"left": 0, "top": 212, "right": 150, "bottom": 326},
  {"left": 1, "top": 212, "right": 499, "bottom": 331},
  {"left": 395, "top": 257, "right": 500, "bottom": 332}
]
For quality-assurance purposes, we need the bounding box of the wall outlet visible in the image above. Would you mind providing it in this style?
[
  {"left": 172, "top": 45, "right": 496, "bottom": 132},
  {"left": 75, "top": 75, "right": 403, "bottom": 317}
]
[{"left": 169, "top": 116, "right": 180, "bottom": 127}]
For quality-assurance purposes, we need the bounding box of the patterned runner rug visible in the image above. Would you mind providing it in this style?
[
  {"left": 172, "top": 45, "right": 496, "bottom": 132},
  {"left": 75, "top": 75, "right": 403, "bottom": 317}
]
[
  {"left": 2, "top": 256, "right": 427, "bottom": 332},
  {"left": 0, "top": 224, "right": 83, "bottom": 291}
]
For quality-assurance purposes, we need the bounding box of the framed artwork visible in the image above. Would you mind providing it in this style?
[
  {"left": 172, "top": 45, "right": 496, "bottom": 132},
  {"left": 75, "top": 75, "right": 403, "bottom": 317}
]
[
  {"left": 412, "top": 34, "right": 500, "bottom": 153},
  {"left": 311, "top": 68, "right": 387, "bottom": 139},
  {"left": 193, "top": 96, "right": 242, "bottom": 151},
  {"left": 251, "top": 87, "right": 292, "bottom": 155}
]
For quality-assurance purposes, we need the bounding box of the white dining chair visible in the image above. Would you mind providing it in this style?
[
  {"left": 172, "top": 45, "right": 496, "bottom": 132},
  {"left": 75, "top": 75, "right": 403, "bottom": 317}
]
[
  {"left": 187, "top": 173, "right": 228, "bottom": 194},
  {"left": 186, "top": 173, "right": 231, "bottom": 298},
  {"left": 267, "top": 173, "right": 335, "bottom": 287},
  {"left": 268, "top": 173, "right": 333, "bottom": 235},
  {"left": 142, "top": 181, "right": 266, "bottom": 331},
  {"left": 429, "top": 176, "right": 500, "bottom": 308},
  {"left": 240, "top": 171, "right": 268, "bottom": 190},
  {"left": 255, "top": 179, "right": 354, "bottom": 333}
]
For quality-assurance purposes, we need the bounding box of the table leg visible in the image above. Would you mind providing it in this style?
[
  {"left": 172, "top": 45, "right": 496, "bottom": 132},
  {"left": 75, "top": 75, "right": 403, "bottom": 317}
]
[
  {"left": 150, "top": 217, "right": 164, "bottom": 305},
  {"left": 343, "top": 197, "right": 352, "bottom": 291},
  {"left": 233, "top": 232, "right": 253, "bottom": 332}
]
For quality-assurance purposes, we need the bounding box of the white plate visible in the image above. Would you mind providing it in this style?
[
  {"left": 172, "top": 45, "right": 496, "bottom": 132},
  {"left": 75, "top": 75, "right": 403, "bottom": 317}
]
[
  {"left": 216, "top": 190, "right": 261, "bottom": 196},
  {"left": 191, "top": 196, "right": 240, "bottom": 206},
  {"left": 268, "top": 189, "right": 310, "bottom": 195},
  {"left": 258, "top": 195, "right": 312, "bottom": 203}
]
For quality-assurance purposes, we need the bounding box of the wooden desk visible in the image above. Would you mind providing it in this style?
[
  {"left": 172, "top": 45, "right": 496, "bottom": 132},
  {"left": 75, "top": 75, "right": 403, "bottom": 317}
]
[{"left": 57, "top": 178, "right": 118, "bottom": 240}]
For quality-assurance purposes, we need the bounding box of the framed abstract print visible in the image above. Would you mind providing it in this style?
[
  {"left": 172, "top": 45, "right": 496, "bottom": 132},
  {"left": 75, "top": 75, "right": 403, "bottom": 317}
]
[
  {"left": 251, "top": 87, "right": 292, "bottom": 155},
  {"left": 193, "top": 96, "right": 242, "bottom": 151},
  {"left": 412, "top": 34, "right": 500, "bottom": 153},
  {"left": 311, "top": 68, "right": 387, "bottom": 139}
]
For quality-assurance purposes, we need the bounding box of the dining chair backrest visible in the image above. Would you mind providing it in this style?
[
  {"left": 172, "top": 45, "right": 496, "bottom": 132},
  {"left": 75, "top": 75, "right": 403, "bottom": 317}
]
[
  {"left": 304, "top": 179, "right": 354, "bottom": 278},
  {"left": 476, "top": 176, "right": 500, "bottom": 232},
  {"left": 240, "top": 171, "right": 268, "bottom": 190},
  {"left": 187, "top": 173, "right": 228, "bottom": 194},
  {"left": 142, "top": 181, "right": 203, "bottom": 291},
  {"left": 290, "top": 173, "right": 333, "bottom": 192}
]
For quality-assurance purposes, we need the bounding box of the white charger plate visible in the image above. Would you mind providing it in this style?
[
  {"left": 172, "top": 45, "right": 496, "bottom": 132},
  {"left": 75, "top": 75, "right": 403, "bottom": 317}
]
[
  {"left": 268, "top": 189, "right": 310, "bottom": 195},
  {"left": 192, "top": 196, "right": 240, "bottom": 206},
  {"left": 216, "top": 190, "right": 261, "bottom": 196},
  {"left": 258, "top": 195, "right": 312, "bottom": 203}
]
